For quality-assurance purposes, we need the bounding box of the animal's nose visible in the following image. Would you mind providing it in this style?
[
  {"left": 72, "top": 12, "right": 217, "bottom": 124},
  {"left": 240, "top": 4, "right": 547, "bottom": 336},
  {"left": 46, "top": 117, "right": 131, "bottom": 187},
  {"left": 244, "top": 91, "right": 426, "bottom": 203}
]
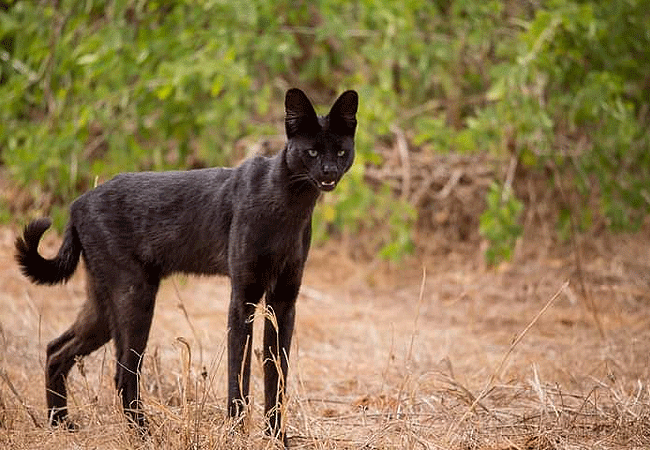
[{"left": 322, "top": 164, "right": 336, "bottom": 179}]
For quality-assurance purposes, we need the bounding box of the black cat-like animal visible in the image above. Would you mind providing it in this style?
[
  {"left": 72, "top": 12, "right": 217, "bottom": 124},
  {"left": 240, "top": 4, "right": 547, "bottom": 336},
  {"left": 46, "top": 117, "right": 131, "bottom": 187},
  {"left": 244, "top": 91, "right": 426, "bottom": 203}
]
[{"left": 15, "top": 88, "right": 358, "bottom": 440}]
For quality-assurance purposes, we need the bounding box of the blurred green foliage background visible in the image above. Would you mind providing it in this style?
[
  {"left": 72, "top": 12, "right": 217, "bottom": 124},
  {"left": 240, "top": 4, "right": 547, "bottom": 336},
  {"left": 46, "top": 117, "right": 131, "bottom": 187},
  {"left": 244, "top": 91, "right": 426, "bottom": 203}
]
[{"left": 1, "top": 0, "right": 648, "bottom": 262}]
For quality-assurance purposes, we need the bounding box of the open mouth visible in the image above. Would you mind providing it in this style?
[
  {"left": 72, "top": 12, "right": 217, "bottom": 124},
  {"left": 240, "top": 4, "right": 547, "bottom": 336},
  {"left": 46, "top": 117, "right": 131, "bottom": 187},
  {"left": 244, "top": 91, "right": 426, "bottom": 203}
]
[{"left": 317, "top": 180, "right": 337, "bottom": 191}]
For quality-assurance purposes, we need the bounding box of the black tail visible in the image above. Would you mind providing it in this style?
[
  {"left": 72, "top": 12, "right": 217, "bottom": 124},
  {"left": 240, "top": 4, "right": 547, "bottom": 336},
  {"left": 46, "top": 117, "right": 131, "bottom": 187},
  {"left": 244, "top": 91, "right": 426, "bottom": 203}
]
[{"left": 15, "top": 218, "right": 82, "bottom": 285}]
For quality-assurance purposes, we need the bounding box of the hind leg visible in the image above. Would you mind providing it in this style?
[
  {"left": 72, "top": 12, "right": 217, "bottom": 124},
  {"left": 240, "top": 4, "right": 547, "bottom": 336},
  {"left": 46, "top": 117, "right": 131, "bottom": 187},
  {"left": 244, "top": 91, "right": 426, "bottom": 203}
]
[
  {"left": 46, "top": 276, "right": 110, "bottom": 427},
  {"left": 111, "top": 276, "right": 159, "bottom": 428}
]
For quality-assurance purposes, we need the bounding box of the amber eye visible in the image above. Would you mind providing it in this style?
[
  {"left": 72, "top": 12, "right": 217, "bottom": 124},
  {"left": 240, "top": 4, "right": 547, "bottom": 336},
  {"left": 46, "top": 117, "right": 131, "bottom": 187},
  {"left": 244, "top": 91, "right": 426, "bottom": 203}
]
[
  {"left": 307, "top": 149, "right": 318, "bottom": 157},
  {"left": 337, "top": 150, "right": 346, "bottom": 157}
]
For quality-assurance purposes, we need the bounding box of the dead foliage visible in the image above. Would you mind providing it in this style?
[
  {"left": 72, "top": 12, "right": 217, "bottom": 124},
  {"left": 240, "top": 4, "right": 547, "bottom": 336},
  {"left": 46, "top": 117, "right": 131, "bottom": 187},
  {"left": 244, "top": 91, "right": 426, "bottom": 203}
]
[{"left": 1, "top": 154, "right": 650, "bottom": 448}]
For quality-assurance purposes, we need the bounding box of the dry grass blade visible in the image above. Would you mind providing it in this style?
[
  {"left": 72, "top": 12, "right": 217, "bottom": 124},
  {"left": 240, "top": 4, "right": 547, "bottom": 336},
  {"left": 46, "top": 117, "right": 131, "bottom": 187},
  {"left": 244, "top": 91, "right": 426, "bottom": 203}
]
[
  {"left": 550, "top": 160, "right": 605, "bottom": 339},
  {"left": 1, "top": 221, "right": 649, "bottom": 449},
  {"left": 447, "top": 280, "right": 569, "bottom": 441},
  {"left": 173, "top": 278, "right": 205, "bottom": 368},
  {"left": 0, "top": 369, "right": 40, "bottom": 427},
  {"left": 394, "top": 267, "right": 427, "bottom": 421},
  {"left": 406, "top": 266, "right": 427, "bottom": 364}
]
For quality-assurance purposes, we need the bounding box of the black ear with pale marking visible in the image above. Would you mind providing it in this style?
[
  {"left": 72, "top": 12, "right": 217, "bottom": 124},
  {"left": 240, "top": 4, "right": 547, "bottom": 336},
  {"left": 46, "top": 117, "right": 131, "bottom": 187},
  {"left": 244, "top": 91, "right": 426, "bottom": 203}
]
[
  {"left": 285, "top": 88, "right": 319, "bottom": 138},
  {"left": 328, "top": 90, "right": 358, "bottom": 135}
]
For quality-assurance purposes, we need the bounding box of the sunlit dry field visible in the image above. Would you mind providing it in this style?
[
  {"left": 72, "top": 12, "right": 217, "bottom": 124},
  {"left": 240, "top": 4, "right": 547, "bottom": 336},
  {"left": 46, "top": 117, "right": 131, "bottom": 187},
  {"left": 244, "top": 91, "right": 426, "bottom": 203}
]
[{"left": 1, "top": 223, "right": 649, "bottom": 449}]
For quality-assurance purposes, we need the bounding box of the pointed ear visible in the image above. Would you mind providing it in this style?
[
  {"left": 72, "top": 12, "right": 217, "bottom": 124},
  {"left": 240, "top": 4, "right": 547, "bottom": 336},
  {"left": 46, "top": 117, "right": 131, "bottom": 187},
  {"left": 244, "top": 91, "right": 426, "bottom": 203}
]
[
  {"left": 285, "top": 88, "right": 318, "bottom": 138},
  {"left": 328, "top": 90, "right": 358, "bottom": 135}
]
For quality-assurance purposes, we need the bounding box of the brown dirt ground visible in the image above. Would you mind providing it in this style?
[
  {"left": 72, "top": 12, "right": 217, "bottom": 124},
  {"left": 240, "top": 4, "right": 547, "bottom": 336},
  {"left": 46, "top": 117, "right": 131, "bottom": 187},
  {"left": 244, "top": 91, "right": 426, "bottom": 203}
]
[{"left": 1, "top": 218, "right": 649, "bottom": 449}]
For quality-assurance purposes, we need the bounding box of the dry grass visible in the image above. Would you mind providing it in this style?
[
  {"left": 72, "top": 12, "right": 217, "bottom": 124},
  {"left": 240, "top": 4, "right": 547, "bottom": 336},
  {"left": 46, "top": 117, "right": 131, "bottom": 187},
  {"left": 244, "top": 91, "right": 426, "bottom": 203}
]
[{"left": 1, "top": 223, "right": 650, "bottom": 449}]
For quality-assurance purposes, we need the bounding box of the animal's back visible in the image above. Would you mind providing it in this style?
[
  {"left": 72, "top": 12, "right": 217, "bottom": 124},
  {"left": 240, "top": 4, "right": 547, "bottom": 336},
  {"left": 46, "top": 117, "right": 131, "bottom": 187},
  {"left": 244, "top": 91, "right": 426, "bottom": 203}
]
[{"left": 70, "top": 168, "right": 236, "bottom": 277}]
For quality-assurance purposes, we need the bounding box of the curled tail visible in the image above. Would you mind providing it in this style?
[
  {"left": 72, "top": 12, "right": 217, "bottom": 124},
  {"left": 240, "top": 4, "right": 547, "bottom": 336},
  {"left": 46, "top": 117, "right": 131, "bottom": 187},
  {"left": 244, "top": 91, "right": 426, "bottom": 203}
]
[{"left": 15, "top": 218, "right": 81, "bottom": 285}]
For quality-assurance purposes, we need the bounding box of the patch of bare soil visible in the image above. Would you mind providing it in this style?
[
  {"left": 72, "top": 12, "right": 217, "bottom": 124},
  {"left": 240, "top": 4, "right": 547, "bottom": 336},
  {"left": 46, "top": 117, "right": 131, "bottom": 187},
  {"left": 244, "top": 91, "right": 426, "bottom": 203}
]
[{"left": 1, "top": 217, "right": 649, "bottom": 449}]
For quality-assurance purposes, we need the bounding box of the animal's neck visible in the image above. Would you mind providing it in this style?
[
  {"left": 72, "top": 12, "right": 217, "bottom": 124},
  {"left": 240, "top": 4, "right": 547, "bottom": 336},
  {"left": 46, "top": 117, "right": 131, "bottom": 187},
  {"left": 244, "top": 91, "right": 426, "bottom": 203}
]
[{"left": 272, "top": 145, "right": 320, "bottom": 212}]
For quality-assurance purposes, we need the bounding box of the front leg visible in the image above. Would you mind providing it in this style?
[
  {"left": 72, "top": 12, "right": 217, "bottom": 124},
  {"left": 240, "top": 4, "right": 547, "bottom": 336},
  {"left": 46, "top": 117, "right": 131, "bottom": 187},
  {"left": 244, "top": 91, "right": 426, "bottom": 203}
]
[
  {"left": 263, "top": 271, "right": 301, "bottom": 440},
  {"left": 227, "top": 282, "right": 264, "bottom": 418}
]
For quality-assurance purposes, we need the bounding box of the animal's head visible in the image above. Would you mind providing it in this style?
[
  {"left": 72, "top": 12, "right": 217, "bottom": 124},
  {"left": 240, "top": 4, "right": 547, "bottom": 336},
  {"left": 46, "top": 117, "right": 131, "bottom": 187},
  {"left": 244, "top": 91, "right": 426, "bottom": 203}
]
[{"left": 284, "top": 88, "right": 358, "bottom": 192}]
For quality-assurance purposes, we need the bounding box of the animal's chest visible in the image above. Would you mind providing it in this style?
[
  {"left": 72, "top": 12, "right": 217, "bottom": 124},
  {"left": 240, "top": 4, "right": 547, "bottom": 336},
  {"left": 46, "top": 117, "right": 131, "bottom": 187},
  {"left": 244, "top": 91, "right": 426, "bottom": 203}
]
[
  {"left": 257, "top": 222, "right": 306, "bottom": 268},
  {"left": 230, "top": 212, "right": 310, "bottom": 285}
]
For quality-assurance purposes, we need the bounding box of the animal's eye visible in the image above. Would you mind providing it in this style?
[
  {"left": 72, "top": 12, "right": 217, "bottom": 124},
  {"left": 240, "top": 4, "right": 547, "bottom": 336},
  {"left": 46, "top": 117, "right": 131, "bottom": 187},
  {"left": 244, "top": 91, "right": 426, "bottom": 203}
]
[
  {"left": 307, "top": 149, "right": 318, "bottom": 157},
  {"left": 337, "top": 150, "right": 346, "bottom": 157}
]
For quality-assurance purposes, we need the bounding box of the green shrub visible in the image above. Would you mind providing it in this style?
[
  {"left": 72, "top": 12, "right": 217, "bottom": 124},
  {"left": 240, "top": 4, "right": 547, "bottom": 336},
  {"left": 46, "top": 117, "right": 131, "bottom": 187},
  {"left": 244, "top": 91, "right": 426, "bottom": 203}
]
[
  {"left": 0, "top": 0, "right": 425, "bottom": 259},
  {"left": 479, "top": 0, "right": 650, "bottom": 231},
  {"left": 2, "top": 0, "right": 649, "bottom": 263},
  {"left": 479, "top": 181, "right": 523, "bottom": 266}
]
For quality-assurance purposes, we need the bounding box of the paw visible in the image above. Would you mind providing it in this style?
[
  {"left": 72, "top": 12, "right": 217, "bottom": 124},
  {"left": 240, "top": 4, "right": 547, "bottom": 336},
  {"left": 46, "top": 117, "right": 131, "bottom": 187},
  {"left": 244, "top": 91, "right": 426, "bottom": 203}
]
[
  {"left": 265, "top": 422, "right": 288, "bottom": 448},
  {"left": 50, "top": 412, "right": 79, "bottom": 432},
  {"left": 126, "top": 411, "right": 151, "bottom": 438}
]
